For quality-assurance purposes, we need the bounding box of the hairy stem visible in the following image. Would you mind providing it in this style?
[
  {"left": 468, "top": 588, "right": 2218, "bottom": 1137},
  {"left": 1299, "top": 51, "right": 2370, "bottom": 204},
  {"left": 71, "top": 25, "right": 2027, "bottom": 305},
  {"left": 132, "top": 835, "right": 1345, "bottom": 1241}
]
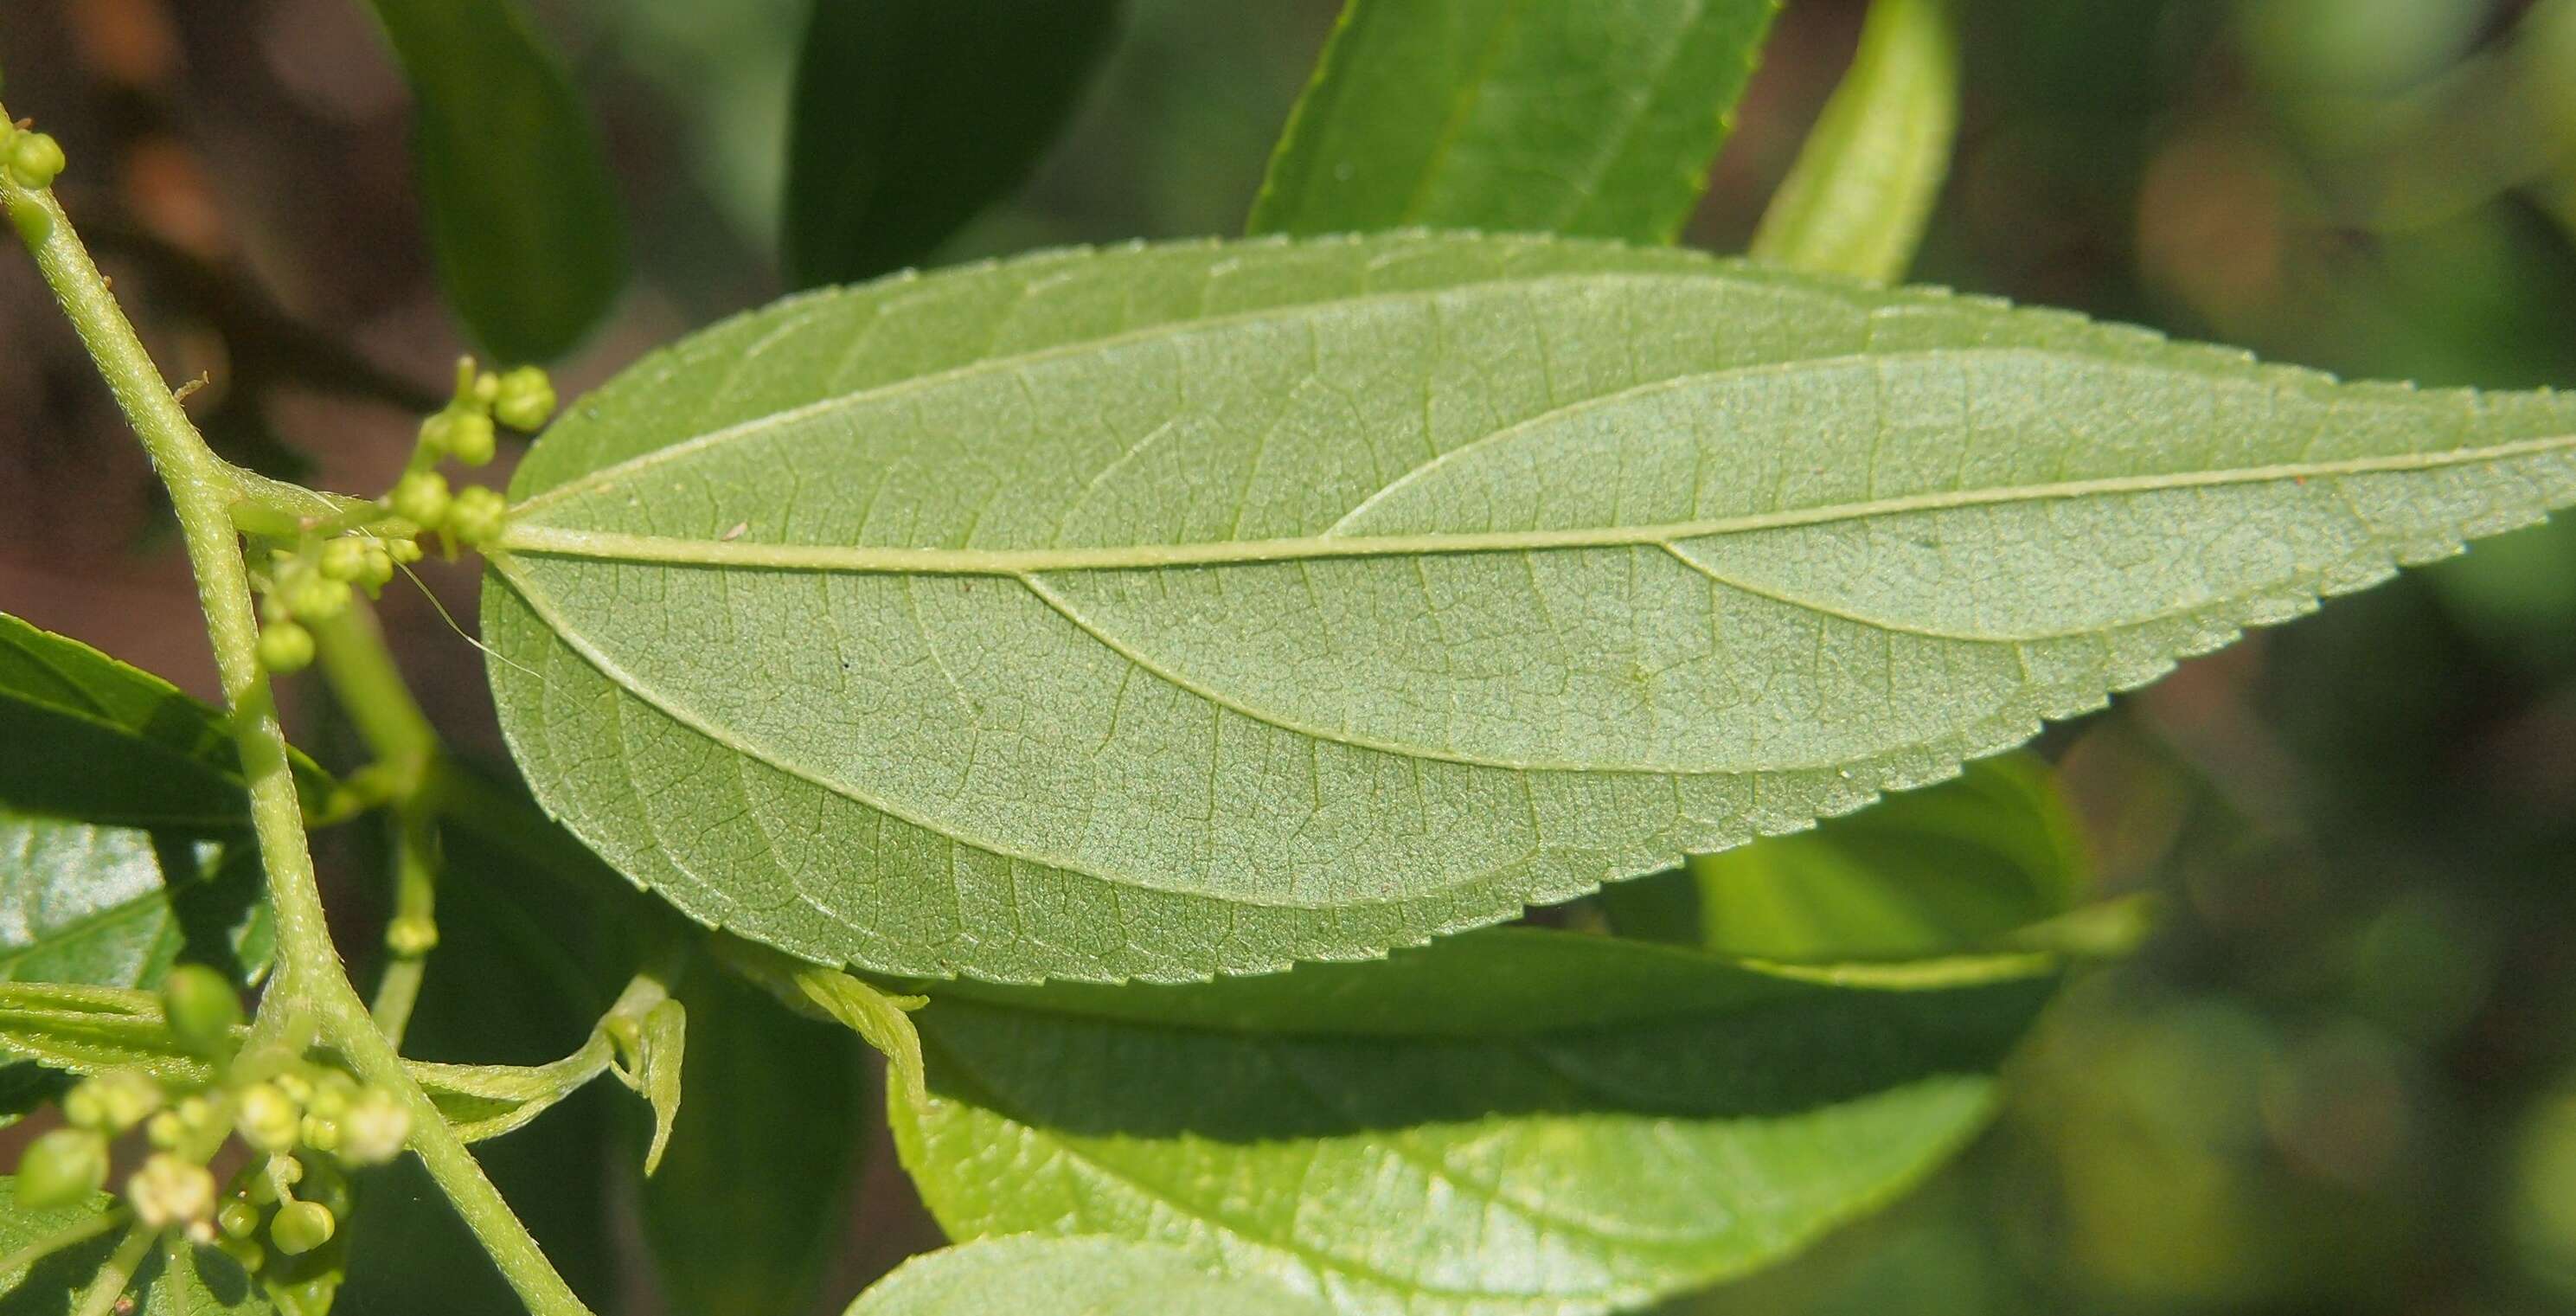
[
  {"left": 67, "top": 1227, "right": 154, "bottom": 1316},
  {"left": 2, "top": 120, "right": 593, "bottom": 1316}
]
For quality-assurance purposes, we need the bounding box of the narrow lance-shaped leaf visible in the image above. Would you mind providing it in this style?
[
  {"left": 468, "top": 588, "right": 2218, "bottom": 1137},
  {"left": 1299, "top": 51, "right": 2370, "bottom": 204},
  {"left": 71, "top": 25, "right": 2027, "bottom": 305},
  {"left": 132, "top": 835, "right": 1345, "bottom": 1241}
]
[
  {"left": 0, "top": 613, "right": 329, "bottom": 831},
  {"left": 483, "top": 232, "right": 2576, "bottom": 985},
  {"left": 890, "top": 928, "right": 2055, "bottom": 1316},
  {"left": 1750, "top": 0, "right": 1962, "bottom": 284},
  {"left": 784, "top": 0, "right": 1125, "bottom": 287},
  {"left": 1249, "top": 0, "right": 1781, "bottom": 241},
  {"left": 845, "top": 1237, "right": 1333, "bottom": 1316},
  {"left": 361, "top": 0, "right": 627, "bottom": 361},
  {"left": 638, "top": 966, "right": 863, "bottom": 1316}
]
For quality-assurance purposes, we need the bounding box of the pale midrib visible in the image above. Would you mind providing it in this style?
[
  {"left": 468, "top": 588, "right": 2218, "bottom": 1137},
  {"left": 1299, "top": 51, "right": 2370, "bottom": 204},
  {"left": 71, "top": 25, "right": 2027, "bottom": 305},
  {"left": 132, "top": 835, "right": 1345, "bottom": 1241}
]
[{"left": 496, "top": 433, "right": 2576, "bottom": 576}]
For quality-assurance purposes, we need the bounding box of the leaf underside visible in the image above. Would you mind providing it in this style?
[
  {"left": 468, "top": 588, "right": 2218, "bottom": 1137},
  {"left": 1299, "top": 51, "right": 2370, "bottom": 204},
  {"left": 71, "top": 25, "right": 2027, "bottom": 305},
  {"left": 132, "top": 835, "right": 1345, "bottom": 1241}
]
[
  {"left": 846, "top": 1236, "right": 1331, "bottom": 1315},
  {"left": 483, "top": 232, "right": 2576, "bottom": 985},
  {"left": 889, "top": 928, "right": 2053, "bottom": 1316}
]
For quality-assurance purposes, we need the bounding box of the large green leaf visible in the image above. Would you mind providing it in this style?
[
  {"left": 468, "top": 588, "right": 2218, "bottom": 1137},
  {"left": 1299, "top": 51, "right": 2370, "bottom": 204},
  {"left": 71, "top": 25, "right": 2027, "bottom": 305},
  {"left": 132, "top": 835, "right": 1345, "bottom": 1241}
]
[
  {"left": 1247, "top": 0, "right": 1780, "bottom": 241},
  {"left": 0, "top": 811, "right": 272, "bottom": 991},
  {"left": 638, "top": 965, "right": 863, "bottom": 1316},
  {"left": 888, "top": 928, "right": 2053, "bottom": 1316},
  {"left": 783, "top": 0, "right": 1124, "bottom": 287},
  {"left": 0, "top": 613, "right": 324, "bottom": 831},
  {"left": 845, "top": 1237, "right": 1332, "bottom": 1315},
  {"left": 361, "top": 0, "right": 627, "bottom": 361},
  {"left": 1601, "top": 753, "right": 2083, "bottom": 961},
  {"left": 482, "top": 232, "right": 2576, "bottom": 985},
  {"left": 0, "top": 1191, "right": 269, "bottom": 1313}
]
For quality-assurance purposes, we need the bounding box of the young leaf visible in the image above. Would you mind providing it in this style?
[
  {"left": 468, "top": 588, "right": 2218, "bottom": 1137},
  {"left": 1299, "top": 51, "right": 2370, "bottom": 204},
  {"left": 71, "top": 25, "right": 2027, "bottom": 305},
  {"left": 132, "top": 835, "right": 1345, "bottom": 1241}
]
[
  {"left": 1247, "top": 0, "right": 1781, "bottom": 241},
  {"left": 1602, "top": 753, "right": 2085, "bottom": 960},
  {"left": 360, "top": 0, "right": 627, "bottom": 361},
  {"left": 1750, "top": 0, "right": 1961, "bottom": 283},
  {"left": 0, "top": 983, "right": 215, "bottom": 1086},
  {"left": 0, "top": 613, "right": 328, "bottom": 831},
  {"left": 608, "top": 996, "right": 686, "bottom": 1174},
  {"left": 483, "top": 233, "right": 2576, "bottom": 985},
  {"left": 639, "top": 966, "right": 864, "bottom": 1316},
  {"left": 784, "top": 0, "right": 1125, "bottom": 287},
  {"left": 0, "top": 1196, "right": 270, "bottom": 1313},
  {"left": 889, "top": 928, "right": 2054, "bottom": 1316},
  {"left": 0, "top": 810, "right": 273, "bottom": 992},
  {"left": 845, "top": 1236, "right": 1332, "bottom": 1316},
  {"left": 713, "top": 937, "right": 926, "bottom": 1108}
]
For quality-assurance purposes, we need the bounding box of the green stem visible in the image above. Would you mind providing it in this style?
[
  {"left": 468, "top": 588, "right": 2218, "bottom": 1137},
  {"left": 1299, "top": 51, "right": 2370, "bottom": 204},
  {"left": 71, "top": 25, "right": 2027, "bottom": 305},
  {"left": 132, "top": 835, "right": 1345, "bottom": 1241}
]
[
  {"left": 370, "top": 806, "right": 439, "bottom": 1046},
  {"left": 2, "top": 118, "right": 593, "bottom": 1316},
  {"left": 67, "top": 1226, "right": 152, "bottom": 1316}
]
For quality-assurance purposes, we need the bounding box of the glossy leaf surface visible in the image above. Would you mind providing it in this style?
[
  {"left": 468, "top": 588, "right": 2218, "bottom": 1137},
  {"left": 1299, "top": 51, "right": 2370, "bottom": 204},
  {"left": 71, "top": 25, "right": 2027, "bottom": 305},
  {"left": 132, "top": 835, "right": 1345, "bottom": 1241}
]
[
  {"left": 362, "top": 0, "right": 626, "bottom": 360},
  {"left": 484, "top": 233, "right": 2576, "bottom": 984},
  {"left": 845, "top": 1236, "right": 1332, "bottom": 1316},
  {"left": 890, "top": 928, "right": 2052, "bottom": 1315},
  {"left": 1249, "top": 0, "right": 1779, "bottom": 240},
  {"left": 784, "top": 0, "right": 1124, "bottom": 286}
]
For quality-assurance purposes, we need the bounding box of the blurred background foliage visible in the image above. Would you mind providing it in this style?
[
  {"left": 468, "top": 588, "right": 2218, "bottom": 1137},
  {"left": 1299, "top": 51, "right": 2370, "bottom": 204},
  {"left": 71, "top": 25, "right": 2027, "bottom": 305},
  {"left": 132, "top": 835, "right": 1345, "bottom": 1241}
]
[{"left": 1, "top": 0, "right": 2573, "bottom": 1312}]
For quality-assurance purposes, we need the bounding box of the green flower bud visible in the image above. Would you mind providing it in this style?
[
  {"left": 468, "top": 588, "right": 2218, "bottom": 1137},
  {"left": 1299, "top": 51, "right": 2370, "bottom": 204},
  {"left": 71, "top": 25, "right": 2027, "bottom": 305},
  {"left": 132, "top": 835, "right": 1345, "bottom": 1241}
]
[
  {"left": 359, "top": 544, "right": 395, "bottom": 589},
  {"left": 299, "top": 1114, "right": 340, "bottom": 1153},
  {"left": 385, "top": 914, "right": 439, "bottom": 957},
  {"left": 15, "top": 1129, "right": 108, "bottom": 1209},
  {"left": 492, "top": 366, "right": 557, "bottom": 432},
  {"left": 469, "top": 369, "right": 500, "bottom": 407},
  {"left": 147, "top": 1110, "right": 187, "bottom": 1147},
  {"left": 385, "top": 536, "right": 425, "bottom": 565},
  {"left": 7, "top": 132, "right": 66, "bottom": 189},
  {"left": 445, "top": 409, "right": 497, "bottom": 466},
  {"left": 285, "top": 575, "right": 352, "bottom": 622},
  {"left": 236, "top": 1082, "right": 303, "bottom": 1153},
  {"left": 219, "top": 1198, "right": 262, "bottom": 1240},
  {"left": 272, "top": 1071, "right": 314, "bottom": 1105},
  {"left": 387, "top": 471, "right": 452, "bottom": 529},
  {"left": 258, "top": 621, "right": 315, "bottom": 674},
  {"left": 163, "top": 962, "right": 244, "bottom": 1056},
  {"left": 270, "top": 1201, "right": 336, "bottom": 1256},
  {"left": 304, "top": 1072, "right": 357, "bottom": 1120},
  {"left": 317, "top": 536, "right": 370, "bottom": 582},
  {"left": 338, "top": 1088, "right": 412, "bottom": 1165},
  {"left": 445, "top": 485, "right": 508, "bottom": 546},
  {"left": 70, "top": 1070, "right": 163, "bottom": 1132},
  {"left": 128, "top": 1153, "right": 218, "bottom": 1229}
]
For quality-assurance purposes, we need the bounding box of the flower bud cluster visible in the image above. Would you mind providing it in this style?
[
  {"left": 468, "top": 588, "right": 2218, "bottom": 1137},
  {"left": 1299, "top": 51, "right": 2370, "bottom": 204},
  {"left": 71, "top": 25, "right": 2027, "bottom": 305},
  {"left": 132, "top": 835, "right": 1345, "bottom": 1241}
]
[
  {"left": 0, "top": 117, "right": 67, "bottom": 190},
  {"left": 8, "top": 966, "right": 413, "bottom": 1274}
]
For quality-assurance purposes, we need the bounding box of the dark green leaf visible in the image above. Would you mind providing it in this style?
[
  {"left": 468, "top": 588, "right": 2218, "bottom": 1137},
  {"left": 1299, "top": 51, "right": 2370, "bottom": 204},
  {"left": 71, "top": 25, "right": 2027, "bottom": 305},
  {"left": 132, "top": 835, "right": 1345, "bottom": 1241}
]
[
  {"left": 0, "top": 613, "right": 325, "bottom": 832},
  {"left": 784, "top": 0, "right": 1123, "bottom": 286},
  {"left": 640, "top": 965, "right": 862, "bottom": 1316},
  {"left": 891, "top": 928, "right": 2054, "bottom": 1315},
  {"left": 1603, "top": 753, "right": 2084, "bottom": 960},
  {"left": 484, "top": 233, "right": 2576, "bottom": 985},
  {"left": 1248, "top": 0, "right": 1781, "bottom": 240},
  {"left": 0, "top": 1194, "right": 270, "bottom": 1313},
  {"left": 844, "top": 1237, "right": 1333, "bottom": 1316},
  {"left": 361, "top": 0, "right": 627, "bottom": 362},
  {"left": 0, "top": 812, "right": 272, "bottom": 992}
]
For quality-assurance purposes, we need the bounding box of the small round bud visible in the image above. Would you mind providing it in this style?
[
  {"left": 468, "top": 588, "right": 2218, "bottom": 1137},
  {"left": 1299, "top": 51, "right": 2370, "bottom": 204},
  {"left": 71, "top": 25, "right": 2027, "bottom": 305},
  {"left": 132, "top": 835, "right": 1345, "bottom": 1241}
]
[
  {"left": 219, "top": 1199, "right": 262, "bottom": 1240},
  {"left": 70, "top": 1070, "right": 163, "bottom": 1133},
  {"left": 470, "top": 370, "right": 500, "bottom": 407},
  {"left": 304, "top": 1072, "right": 357, "bottom": 1120},
  {"left": 128, "top": 1153, "right": 218, "bottom": 1229},
  {"left": 359, "top": 544, "right": 395, "bottom": 588},
  {"left": 270, "top": 1201, "right": 336, "bottom": 1256},
  {"left": 147, "top": 1110, "right": 188, "bottom": 1148},
  {"left": 492, "top": 367, "right": 558, "bottom": 432},
  {"left": 299, "top": 1114, "right": 341, "bottom": 1153},
  {"left": 285, "top": 575, "right": 353, "bottom": 622},
  {"left": 445, "top": 485, "right": 508, "bottom": 546},
  {"left": 385, "top": 915, "right": 439, "bottom": 957},
  {"left": 176, "top": 1095, "right": 217, "bottom": 1133},
  {"left": 445, "top": 410, "right": 497, "bottom": 466},
  {"left": 339, "top": 1088, "right": 412, "bottom": 1165},
  {"left": 258, "top": 621, "right": 315, "bottom": 674},
  {"left": 236, "top": 1082, "right": 303, "bottom": 1153},
  {"left": 7, "top": 132, "right": 66, "bottom": 189},
  {"left": 317, "top": 536, "right": 370, "bottom": 582},
  {"left": 272, "top": 1071, "right": 314, "bottom": 1105},
  {"left": 15, "top": 1129, "right": 108, "bottom": 1209},
  {"left": 163, "top": 963, "right": 244, "bottom": 1056},
  {"left": 385, "top": 536, "right": 425, "bottom": 565},
  {"left": 260, "top": 591, "right": 297, "bottom": 626},
  {"left": 387, "top": 471, "right": 452, "bottom": 529}
]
